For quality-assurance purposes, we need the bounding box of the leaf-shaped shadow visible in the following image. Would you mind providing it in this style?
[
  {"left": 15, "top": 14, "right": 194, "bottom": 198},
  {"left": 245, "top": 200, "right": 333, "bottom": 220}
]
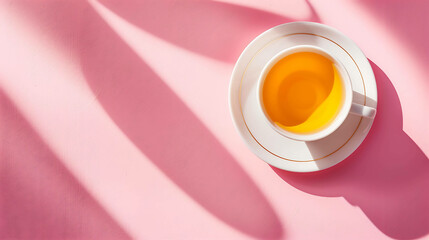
[
  {"left": 79, "top": 5, "right": 284, "bottom": 239},
  {"left": 98, "top": 0, "right": 319, "bottom": 62},
  {"left": 360, "top": 0, "right": 429, "bottom": 64},
  {"left": 0, "top": 91, "right": 131, "bottom": 239}
]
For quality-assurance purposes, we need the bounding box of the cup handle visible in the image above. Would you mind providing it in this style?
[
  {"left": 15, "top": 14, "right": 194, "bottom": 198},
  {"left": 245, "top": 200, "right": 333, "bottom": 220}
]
[{"left": 350, "top": 103, "right": 376, "bottom": 119}]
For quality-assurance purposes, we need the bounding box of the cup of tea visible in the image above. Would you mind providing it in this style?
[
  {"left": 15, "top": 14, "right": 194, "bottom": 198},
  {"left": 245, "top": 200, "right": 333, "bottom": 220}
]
[{"left": 257, "top": 45, "right": 376, "bottom": 142}]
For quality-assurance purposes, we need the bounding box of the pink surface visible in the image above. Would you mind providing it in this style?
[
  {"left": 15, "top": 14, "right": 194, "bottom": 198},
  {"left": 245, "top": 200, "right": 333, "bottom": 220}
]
[{"left": 0, "top": 0, "right": 428, "bottom": 239}]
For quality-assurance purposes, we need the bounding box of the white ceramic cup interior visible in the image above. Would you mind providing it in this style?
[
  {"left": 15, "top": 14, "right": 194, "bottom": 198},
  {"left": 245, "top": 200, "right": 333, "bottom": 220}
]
[{"left": 257, "top": 45, "right": 375, "bottom": 142}]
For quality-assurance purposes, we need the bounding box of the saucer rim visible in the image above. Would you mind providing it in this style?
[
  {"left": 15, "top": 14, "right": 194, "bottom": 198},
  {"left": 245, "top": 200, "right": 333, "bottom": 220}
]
[{"left": 229, "top": 21, "right": 377, "bottom": 172}]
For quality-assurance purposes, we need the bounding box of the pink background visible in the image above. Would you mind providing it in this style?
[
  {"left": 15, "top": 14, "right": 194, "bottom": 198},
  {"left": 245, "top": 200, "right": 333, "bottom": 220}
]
[{"left": 1, "top": 0, "right": 429, "bottom": 239}]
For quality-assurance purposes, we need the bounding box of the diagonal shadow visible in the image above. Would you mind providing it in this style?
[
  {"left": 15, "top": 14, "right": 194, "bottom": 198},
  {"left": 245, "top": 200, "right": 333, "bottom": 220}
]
[
  {"left": 0, "top": 91, "right": 132, "bottom": 239},
  {"left": 98, "top": 0, "right": 320, "bottom": 62},
  {"left": 273, "top": 61, "right": 429, "bottom": 239},
  {"left": 79, "top": 4, "right": 284, "bottom": 239},
  {"left": 7, "top": 0, "right": 89, "bottom": 55},
  {"left": 4, "top": 1, "right": 292, "bottom": 237},
  {"left": 359, "top": 0, "right": 429, "bottom": 66},
  {"left": 10, "top": 0, "right": 319, "bottom": 64}
]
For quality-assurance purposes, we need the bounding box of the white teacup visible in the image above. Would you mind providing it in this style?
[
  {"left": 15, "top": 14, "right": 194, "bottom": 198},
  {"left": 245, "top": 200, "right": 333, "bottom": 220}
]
[{"left": 256, "top": 45, "right": 376, "bottom": 142}]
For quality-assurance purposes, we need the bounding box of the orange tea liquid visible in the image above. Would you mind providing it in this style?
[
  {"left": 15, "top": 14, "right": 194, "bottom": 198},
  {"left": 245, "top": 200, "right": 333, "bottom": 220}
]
[{"left": 262, "top": 52, "right": 344, "bottom": 134}]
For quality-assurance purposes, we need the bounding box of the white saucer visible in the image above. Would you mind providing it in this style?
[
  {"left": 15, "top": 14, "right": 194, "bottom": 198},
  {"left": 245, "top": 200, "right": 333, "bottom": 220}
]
[{"left": 229, "top": 22, "right": 377, "bottom": 172}]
